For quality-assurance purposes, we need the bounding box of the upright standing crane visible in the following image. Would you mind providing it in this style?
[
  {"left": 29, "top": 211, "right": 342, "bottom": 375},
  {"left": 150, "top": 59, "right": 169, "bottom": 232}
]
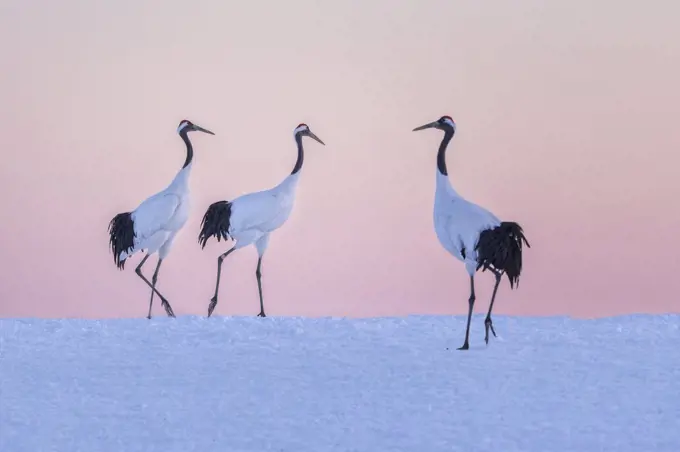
[
  {"left": 413, "top": 115, "right": 530, "bottom": 350},
  {"left": 198, "top": 123, "right": 325, "bottom": 318},
  {"left": 108, "top": 119, "right": 215, "bottom": 319}
]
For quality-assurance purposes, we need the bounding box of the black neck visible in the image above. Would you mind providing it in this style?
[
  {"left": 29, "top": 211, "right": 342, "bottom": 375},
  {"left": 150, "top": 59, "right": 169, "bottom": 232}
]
[
  {"left": 291, "top": 133, "right": 304, "bottom": 175},
  {"left": 437, "top": 129, "right": 454, "bottom": 176},
  {"left": 180, "top": 131, "right": 193, "bottom": 169}
]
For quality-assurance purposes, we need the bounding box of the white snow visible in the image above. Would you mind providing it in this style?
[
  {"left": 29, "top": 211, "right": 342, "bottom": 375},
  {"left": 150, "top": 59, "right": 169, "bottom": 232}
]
[{"left": 1, "top": 314, "right": 678, "bottom": 451}]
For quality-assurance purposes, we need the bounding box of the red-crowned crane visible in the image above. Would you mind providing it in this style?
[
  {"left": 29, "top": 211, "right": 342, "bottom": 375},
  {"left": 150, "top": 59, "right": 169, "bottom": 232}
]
[
  {"left": 108, "top": 119, "right": 215, "bottom": 319},
  {"left": 413, "top": 115, "right": 530, "bottom": 350},
  {"left": 198, "top": 123, "right": 324, "bottom": 318}
]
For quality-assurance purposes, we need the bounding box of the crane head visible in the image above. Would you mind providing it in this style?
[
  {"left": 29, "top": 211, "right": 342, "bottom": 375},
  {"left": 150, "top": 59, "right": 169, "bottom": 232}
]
[
  {"left": 293, "top": 123, "right": 325, "bottom": 146},
  {"left": 177, "top": 119, "right": 215, "bottom": 136},
  {"left": 412, "top": 116, "right": 456, "bottom": 133}
]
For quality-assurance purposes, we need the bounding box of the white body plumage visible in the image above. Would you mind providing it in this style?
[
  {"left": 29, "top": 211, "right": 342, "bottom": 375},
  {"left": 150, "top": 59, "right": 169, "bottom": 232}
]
[
  {"left": 225, "top": 171, "right": 301, "bottom": 254},
  {"left": 119, "top": 168, "right": 192, "bottom": 262},
  {"left": 433, "top": 170, "right": 501, "bottom": 276}
]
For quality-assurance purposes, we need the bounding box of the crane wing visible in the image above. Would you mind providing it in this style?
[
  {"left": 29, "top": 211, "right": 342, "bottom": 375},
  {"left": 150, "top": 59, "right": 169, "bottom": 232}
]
[
  {"left": 131, "top": 192, "right": 181, "bottom": 242},
  {"left": 439, "top": 198, "right": 501, "bottom": 259},
  {"left": 229, "top": 189, "right": 289, "bottom": 233},
  {"left": 456, "top": 199, "right": 501, "bottom": 230}
]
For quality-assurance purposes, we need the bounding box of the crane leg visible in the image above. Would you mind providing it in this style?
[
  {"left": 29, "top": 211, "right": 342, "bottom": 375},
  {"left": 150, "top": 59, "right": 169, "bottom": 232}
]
[
  {"left": 254, "top": 234, "right": 270, "bottom": 318},
  {"left": 458, "top": 275, "right": 476, "bottom": 350},
  {"left": 208, "top": 246, "right": 236, "bottom": 318},
  {"left": 135, "top": 254, "right": 174, "bottom": 319},
  {"left": 484, "top": 270, "right": 502, "bottom": 344},
  {"left": 255, "top": 257, "right": 265, "bottom": 317},
  {"left": 147, "top": 258, "right": 175, "bottom": 318}
]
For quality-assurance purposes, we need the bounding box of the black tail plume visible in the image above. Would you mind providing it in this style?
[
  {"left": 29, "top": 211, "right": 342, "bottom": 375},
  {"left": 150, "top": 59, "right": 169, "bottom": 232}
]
[
  {"left": 108, "top": 212, "right": 135, "bottom": 270},
  {"left": 475, "top": 221, "right": 531, "bottom": 289},
  {"left": 198, "top": 200, "right": 233, "bottom": 249}
]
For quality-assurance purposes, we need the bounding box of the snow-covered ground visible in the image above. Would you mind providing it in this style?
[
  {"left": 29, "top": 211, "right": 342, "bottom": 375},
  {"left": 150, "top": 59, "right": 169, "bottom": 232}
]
[{"left": 0, "top": 314, "right": 678, "bottom": 451}]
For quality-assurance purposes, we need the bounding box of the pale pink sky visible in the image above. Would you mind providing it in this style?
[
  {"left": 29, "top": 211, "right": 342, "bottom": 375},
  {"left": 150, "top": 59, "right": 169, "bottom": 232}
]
[{"left": 1, "top": 0, "right": 678, "bottom": 319}]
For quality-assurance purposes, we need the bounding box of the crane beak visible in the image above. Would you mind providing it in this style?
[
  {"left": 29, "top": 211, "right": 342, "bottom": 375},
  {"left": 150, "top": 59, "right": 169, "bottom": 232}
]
[
  {"left": 308, "top": 131, "right": 325, "bottom": 145},
  {"left": 412, "top": 121, "right": 439, "bottom": 132},
  {"left": 193, "top": 125, "right": 215, "bottom": 135}
]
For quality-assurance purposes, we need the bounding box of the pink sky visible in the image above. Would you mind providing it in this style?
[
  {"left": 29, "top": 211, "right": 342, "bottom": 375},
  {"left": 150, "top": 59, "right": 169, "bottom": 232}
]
[{"left": 1, "top": 0, "right": 678, "bottom": 319}]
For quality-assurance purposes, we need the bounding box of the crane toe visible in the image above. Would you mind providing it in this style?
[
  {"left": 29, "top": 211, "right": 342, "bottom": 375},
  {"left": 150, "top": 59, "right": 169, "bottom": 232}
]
[
  {"left": 207, "top": 296, "right": 218, "bottom": 318},
  {"left": 162, "top": 301, "right": 176, "bottom": 318},
  {"left": 484, "top": 317, "right": 497, "bottom": 344}
]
